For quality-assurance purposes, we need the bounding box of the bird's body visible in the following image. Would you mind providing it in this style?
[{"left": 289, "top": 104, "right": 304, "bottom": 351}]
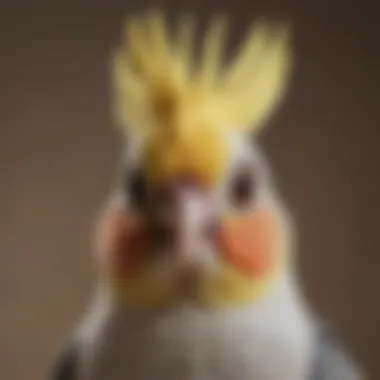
[
  {"left": 54, "top": 269, "right": 363, "bottom": 380},
  {"left": 50, "top": 10, "right": 365, "bottom": 380}
]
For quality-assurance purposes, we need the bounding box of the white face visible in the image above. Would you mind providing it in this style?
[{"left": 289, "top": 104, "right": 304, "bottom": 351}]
[{"left": 118, "top": 132, "right": 288, "bottom": 294}]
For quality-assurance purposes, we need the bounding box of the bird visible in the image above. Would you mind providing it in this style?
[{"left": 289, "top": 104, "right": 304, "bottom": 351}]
[{"left": 49, "top": 9, "right": 366, "bottom": 380}]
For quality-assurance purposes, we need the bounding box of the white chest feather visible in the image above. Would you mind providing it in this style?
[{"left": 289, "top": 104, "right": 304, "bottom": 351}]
[{"left": 77, "top": 273, "right": 316, "bottom": 380}]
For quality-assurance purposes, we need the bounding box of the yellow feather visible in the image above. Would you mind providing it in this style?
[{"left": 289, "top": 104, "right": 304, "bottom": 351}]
[
  {"left": 198, "top": 15, "right": 228, "bottom": 89},
  {"left": 176, "top": 14, "right": 197, "bottom": 80},
  {"left": 145, "top": 9, "right": 170, "bottom": 69},
  {"left": 227, "top": 23, "right": 292, "bottom": 130},
  {"left": 112, "top": 50, "right": 151, "bottom": 136},
  {"left": 222, "top": 19, "right": 269, "bottom": 93},
  {"left": 124, "top": 17, "right": 150, "bottom": 75},
  {"left": 108, "top": 258, "right": 283, "bottom": 310},
  {"left": 112, "top": 10, "right": 292, "bottom": 183}
]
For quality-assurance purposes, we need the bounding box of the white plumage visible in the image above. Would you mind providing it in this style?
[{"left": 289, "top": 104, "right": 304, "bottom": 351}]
[{"left": 76, "top": 270, "right": 316, "bottom": 380}]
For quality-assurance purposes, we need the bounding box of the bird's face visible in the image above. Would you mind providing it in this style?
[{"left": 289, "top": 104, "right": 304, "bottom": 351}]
[
  {"left": 100, "top": 10, "right": 293, "bottom": 309},
  {"left": 95, "top": 130, "right": 292, "bottom": 310}
]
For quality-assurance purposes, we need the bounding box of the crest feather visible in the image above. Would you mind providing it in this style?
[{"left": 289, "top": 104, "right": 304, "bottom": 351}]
[
  {"left": 113, "top": 10, "right": 292, "bottom": 137},
  {"left": 223, "top": 21, "right": 292, "bottom": 131},
  {"left": 198, "top": 15, "right": 228, "bottom": 88},
  {"left": 176, "top": 14, "right": 197, "bottom": 80}
]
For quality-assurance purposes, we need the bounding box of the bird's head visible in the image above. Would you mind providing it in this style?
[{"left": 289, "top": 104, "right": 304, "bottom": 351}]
[{"left": 95, "top": 10, "right": 294, "bottom": 310}]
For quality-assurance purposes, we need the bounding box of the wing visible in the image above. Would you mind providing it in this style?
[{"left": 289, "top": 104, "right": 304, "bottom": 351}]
[
  {"left": 49, "top": 340, "right": 79, "bottom": 380},
  {"left": 310, "top": 322, "right": 365, "bottom": 380}
]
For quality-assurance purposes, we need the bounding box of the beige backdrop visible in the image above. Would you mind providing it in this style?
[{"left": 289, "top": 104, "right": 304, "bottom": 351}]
[{"left": 0, "top": 0, "right": 379, "bottom": 379}]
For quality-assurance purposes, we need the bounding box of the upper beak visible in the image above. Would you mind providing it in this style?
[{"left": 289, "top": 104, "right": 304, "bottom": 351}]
[{"left": 149, "top": 179, "right": 218, "bottom": 265}]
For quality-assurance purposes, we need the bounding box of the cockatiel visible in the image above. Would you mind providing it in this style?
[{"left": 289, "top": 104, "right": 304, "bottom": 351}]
[{"left": 50, "top": 10, "right": 366, "bottom": 380}]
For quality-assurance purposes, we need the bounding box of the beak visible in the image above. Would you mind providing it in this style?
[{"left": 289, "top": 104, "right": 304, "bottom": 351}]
[{"left": 149, "top": 179, "right": 218, "bottom": 265}]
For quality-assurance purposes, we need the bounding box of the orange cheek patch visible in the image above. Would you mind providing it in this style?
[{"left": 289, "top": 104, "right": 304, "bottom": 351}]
[
  {"left": 94, "top": 203, "right": 148, "bottom": 278},
  {"left": 217, "top": 208, "right": 283, "bottom": 277}
]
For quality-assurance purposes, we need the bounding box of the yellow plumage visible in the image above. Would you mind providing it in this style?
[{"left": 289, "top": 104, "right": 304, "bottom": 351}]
[
  {"left": 112, "top": 10, "right": 292, "bottom": 185},
  {"left": 106, "top": 260, "right": 283, "bottom": 310}
]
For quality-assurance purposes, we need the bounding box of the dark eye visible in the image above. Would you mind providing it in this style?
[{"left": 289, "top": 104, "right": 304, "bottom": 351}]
[
  {"left": 127, "top": 170, "right": 148, "bottom": 210},
  {"left": 229, "top": 167, "right": 257, "bottom": 210}
]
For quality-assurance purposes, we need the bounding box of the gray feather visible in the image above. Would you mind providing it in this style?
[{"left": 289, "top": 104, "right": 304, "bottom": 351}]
[
  {"left": 310, "top": 323, "right": 364, "bottom": 380},
  {"left": 49, "top": 340, "right": 79, "bottom": 380}
]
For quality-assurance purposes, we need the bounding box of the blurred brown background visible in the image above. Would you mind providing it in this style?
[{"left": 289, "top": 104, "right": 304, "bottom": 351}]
[{"left": 0, "top": 0, "right": 379, "bottom": 379}]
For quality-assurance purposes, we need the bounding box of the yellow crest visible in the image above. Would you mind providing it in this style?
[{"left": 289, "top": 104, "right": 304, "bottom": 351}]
[{"left": 112, "top": 10, "right": 292, "bottom": 185}]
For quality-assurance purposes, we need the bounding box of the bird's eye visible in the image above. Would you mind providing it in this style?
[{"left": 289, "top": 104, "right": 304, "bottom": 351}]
[
  {"left": 127, "top": 170, "right": 148, "bottom": 211},
  {"left": 228, "top": 166, "right": 258, "bottom": 210}
]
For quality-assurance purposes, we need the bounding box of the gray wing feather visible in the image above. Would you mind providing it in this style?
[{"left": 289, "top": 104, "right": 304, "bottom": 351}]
[
  {"left": 310, "top": 322, "right": 364, "bottom": 380},
  {"left": 49, "top": 340, "right": 79, "bottom": 380}
]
